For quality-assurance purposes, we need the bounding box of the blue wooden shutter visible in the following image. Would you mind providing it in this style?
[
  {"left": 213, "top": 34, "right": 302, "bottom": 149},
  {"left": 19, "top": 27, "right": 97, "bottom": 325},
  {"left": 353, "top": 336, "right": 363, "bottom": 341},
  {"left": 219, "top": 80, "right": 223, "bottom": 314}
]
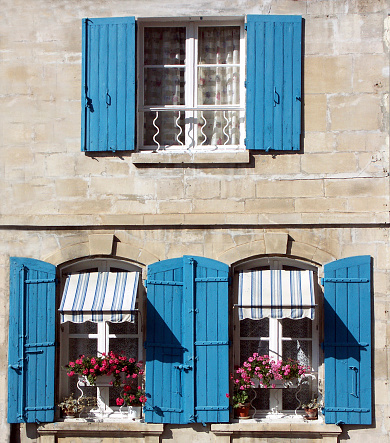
[
  {"left": 145, "top": 257, "right": 186, "bottom": 424},
  {"left": 246, "top": 15, "right": 302, "bottom": 151},
  {"left": 193, "top": 257, "right": 230, "bottom": 423},
  {"left": 8, "top": 258, "right": 56, "bottom": 423},
  {"left": 81, "top": 17, "right": 136, "bottom": 152},
  {"left": 145, "top": 256, "right": 229, "bottom": 424},
  {"left": 323, "top": 256, "right": 372, "bottom": 425}
]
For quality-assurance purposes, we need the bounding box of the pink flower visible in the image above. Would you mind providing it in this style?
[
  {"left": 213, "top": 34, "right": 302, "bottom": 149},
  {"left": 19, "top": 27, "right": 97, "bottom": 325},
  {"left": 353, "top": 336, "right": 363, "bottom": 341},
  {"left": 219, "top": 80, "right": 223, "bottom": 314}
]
[
  {"left": 116, "top": 398, "right": 124, "bottom": 406},
  {"left": 132, "top": 373, "right": 137, "bottom": 379},
  {"left": 69, "top": 362, "right": 75, "bottom": 368},
  {"left": 83, "top": 369, "right": 88, "bottom": 375},
  {"left": 91, "top": 358, "right": 96, "bottom": 365},
  {"left": 226, "top": 393, "right": 230, "bottom": 398},
  {"left": 68, "top": 371, "right": 74, "bottom": 377}
]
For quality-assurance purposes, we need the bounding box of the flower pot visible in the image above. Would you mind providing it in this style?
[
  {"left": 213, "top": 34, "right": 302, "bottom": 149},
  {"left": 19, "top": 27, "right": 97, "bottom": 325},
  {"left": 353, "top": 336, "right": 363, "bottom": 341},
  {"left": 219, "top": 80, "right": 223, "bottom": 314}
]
[
  {"left": 128, "top": 405, "right": 142, "bottom": 419},
  {"left": 61, "top": 410, "right": 77, "bottom": 419},
  {"left": 304, "top": 408, "right": 318, "bottom": 419},
  {"left": 234, "top": 403, "right": 250, "bottom": 418},
  {"left": 79, "top": 373, "right": 125, "bottom": 387}
]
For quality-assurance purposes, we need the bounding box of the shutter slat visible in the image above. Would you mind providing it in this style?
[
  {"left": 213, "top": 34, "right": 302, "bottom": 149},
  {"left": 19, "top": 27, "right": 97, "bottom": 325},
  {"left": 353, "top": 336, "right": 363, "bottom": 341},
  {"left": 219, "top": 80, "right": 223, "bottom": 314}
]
[
  {"left": 323, "top": 255, "right": 372, "bottom": 425},
  {"left": 8, "top": 258, "right": 56, "bottom": 424},
  {"left": 246, "top": 15, "right": 302, "bottom": 151}
]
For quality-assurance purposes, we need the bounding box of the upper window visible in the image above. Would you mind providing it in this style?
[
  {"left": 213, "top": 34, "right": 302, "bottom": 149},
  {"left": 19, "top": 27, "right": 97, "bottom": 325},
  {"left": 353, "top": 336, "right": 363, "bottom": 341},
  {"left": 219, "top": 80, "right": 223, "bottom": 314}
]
[
  {"left": 138, "top": 22, "right": 245, "bottom": 151},
  {"left": 81, "top": 15, "right": 302, "bottom": 153}
]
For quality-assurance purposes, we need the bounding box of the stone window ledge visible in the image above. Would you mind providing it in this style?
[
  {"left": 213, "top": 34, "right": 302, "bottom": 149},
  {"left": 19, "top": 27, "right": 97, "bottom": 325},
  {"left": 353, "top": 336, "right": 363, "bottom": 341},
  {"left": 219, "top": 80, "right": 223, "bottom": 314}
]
[
  {"left": 132, "top": 151, "right": 250, "bottom": 165},
  {"left": 211, "top": 422, "right": 342, "bottom": 442},
  {"left": 37, "top": 422, "right": 164, "bottom": 443}
]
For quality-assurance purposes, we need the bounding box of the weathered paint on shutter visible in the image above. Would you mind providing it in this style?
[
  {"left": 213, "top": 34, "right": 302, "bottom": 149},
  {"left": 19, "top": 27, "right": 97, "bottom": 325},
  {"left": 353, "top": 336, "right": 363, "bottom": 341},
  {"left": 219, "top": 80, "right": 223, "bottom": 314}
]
[
  {"left": 144, "top": 257, "right": 187, "bottom": 424},
  {"left": 193, "top": 257, "right": 230, "bottom": 423},
  {"left": 323, "top": 256, "right": 372, "bottom": 425},
  {"left": 145, "top": 256, "right": 229, "bottom": 424},
  {"left": 81, "top": 17, "right": 135, "bottom": 152},
  {"left": 246, "top": 15, "right": 302, "bottom": 151},
  {"left": 8, "top": 258, "right": 56, "bottom": 423}
]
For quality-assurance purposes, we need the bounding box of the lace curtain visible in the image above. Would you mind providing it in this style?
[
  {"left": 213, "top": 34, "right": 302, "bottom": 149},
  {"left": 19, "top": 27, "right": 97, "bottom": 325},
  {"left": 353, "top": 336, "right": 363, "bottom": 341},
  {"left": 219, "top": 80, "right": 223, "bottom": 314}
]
[{"left": 143, "top": 26, "right": 240, "bottom": 147}]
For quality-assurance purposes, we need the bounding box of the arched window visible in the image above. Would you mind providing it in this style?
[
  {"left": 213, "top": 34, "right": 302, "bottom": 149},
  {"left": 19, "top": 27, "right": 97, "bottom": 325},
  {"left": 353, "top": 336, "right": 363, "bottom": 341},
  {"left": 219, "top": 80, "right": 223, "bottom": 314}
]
[
  {"left": 58, "top": 258, "right": 143, "bottom": 418},
  {"left": 232, "top": 257, "right": 319, "bottom": 415}
]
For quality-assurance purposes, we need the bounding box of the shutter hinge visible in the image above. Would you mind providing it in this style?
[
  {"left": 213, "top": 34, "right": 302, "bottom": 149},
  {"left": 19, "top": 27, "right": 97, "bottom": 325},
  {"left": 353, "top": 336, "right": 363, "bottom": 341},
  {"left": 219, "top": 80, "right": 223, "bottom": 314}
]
[
  {"left": 244, "top": 23, "right": 247, "bottom": 31},
  {"left": 244, "top": 80, "right": 247, "bottom": 88},
  {"left": 189, "top": 308, "right": 199, "bottom": 313}
]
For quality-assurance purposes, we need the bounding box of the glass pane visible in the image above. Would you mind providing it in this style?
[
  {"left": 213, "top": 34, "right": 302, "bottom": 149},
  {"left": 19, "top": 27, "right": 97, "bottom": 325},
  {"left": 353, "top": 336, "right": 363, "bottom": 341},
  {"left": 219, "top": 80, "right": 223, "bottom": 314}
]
[
  {"left": 68, "top": 321, "right": 97, "bottom": 334},
  {"left": 282, "top": 318, "right": 312, "bottom": 338},
  {"left": 197, "top": 67, "right": 240, "bottom": 105},
  {"left": 240, "top": 318, "right": 269, "bottom": 338},
  {"left": 240, "top": 340, "right": 269, "bottom": 365},
  {"left": 197, "top": 110, "right": 241, "bottom": 146},
  {"left": 251, "top": 389, "right": 270, "bottom": 411},
  {"left": 67, "top": 379, "right": 96, "bottom": 404},
  {"left": 144, "top": 68, "right": 185, "bottom": 106},
  {"left": 144, "top": 27, "right": 185, "bottom": 65},
  {"left": 109, "top": 319, "right": 138, "bottom": 335},
  {"left": 144, "top": 110, "right": 185, "bottom": 146},
  {"left": 282, "top": 340, "right": 310, "bottom": 367},
  {"left": 109, "top": 338, "right": 138, "bottom": 360},
  {"left": 69, "top": 338, "right": 97, "bottom": 361},
  {"left": 283, "top": 383, "right": 311, "bottom": 411},
  {"left": 109, "top": 385, "right": 123, "bottom": 407},
  {"left": 198, "top": 26, "right": 240, "bottom": 65}
]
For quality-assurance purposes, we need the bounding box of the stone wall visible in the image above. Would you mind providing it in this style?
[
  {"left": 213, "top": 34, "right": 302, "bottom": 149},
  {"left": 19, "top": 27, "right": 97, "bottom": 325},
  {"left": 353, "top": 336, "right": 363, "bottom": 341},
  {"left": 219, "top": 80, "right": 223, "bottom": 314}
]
[{"left": 1, "top": 0, "right": 389, "bottom": 441}]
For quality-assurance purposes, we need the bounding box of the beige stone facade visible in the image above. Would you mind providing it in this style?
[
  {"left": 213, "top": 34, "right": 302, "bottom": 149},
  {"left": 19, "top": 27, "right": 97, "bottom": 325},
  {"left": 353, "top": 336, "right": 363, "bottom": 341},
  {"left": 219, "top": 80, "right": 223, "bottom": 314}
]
[{"left": 1, "top": 0, "right": 389, "bottom": 442}]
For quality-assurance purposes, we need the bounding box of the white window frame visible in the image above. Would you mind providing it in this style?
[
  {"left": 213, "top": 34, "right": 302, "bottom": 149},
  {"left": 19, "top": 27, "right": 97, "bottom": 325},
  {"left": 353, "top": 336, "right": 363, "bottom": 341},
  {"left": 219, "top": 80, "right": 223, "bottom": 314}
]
[
  {"left": 58, "top": 258, "right": 143, "bottom": 419},
  {"left": 137, "top": 18, "right": 246, "bottom": 152},
  {"left": 233, "top": 257, "right": 320, "bottom": 416}
]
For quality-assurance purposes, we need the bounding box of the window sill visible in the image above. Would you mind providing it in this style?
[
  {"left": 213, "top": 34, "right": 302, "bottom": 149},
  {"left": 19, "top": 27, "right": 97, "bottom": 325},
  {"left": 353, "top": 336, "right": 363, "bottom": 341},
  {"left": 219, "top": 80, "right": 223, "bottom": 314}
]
[
  {"left": 37, "top": 421, "right": 164, "bottom": 440},
  {"left": 132, "top": 150, "right": 250, "bottom": 165},
  {"left": 211, "top": 420, "right": 342, "bottom": 441}
]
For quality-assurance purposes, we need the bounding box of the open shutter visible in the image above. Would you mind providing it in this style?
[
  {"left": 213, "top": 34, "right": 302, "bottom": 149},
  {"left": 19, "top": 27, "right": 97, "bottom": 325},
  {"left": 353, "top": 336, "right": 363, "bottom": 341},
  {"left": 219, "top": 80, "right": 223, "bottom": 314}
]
[
  {"left": 145, "top": 257, "right": 186, "bottom": 424},
  {"left": 323, "top": 256, "right": 372, "bottom": 425},
  {"left": 193, "top": 257, "right": 230, "bottom": 423},
  {"left": 81, "top": 17, "right": 136, "bottom": 152},
  {"left": 246, "top": 15, "right": 302, "bottom": 151},
  {"left": 8, "top": 258, "right": 56, "bottom": 423},
  {"left": 145, "top": 256, "right": 229, "bottom": 424}
]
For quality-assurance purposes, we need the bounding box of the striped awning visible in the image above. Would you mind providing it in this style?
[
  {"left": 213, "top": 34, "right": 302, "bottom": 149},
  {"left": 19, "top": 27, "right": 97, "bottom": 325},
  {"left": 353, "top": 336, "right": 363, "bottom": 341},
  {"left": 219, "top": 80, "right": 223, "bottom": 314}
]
[
  {"left": 59, "top": 271, "right": 139, "bottom": 323},
  {"left": 238, "top": 270, "right": 315, "bottom": 320}
]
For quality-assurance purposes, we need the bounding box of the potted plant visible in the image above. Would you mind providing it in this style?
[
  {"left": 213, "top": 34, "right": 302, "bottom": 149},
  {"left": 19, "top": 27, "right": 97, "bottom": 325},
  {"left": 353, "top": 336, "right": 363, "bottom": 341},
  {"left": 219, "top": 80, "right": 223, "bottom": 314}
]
[
  {"left": 116, "top": 381, "right": 147, "bottom": 419},
  {"left": 65, "top": 351, "right": 144, "bottom": 387},
  {"left": 58, "top": 394, "right": 83, "bottom": 418},
  {"left": 78, "top": 396, "right": 98, "bottom": 416},
  {"left": 231, "top": 373, "right": 251, "bottom": 418},
  {"left": 302, "top": 398, "right": 322, "bottom": 420}
]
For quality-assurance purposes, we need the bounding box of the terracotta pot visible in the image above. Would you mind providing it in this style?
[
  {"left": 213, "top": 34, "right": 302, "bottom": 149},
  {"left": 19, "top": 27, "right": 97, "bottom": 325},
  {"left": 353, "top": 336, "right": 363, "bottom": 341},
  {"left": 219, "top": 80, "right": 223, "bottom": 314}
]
[
  {"left": 305, "top": 407, "right": 318, "bottom": 419},
  {"left": 234, "top": 404, "right": 250, "bottom": 418}
]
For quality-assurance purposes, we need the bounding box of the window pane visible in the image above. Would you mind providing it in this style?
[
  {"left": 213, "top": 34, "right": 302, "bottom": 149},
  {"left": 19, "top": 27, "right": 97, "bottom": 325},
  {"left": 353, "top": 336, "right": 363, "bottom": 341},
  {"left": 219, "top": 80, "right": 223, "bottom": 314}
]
[
  {"left": 240, "top": 340, "right": 269, "bottom": 365},
  {"left": 197, "top": 67, "right": 240, "bottom": 105},
  {"left": 109, "top": 338, "right": 138, "bottom": 360},
  {"left": 283, "top": 384, "right": 311, "bottom": 411},
  {"left": 144, "top": 110, "right": 185, "bottom": 146},
  {"left": 240, "top": 318, "right": 269, "bottom": 337},
  {"left": 144, "top": 68, "right": 185, "bottom": 106},
  {"left": 282, "top": 340, "right": 310, "bottom": 367},
  {"left": 109, "top": 319, "right": 138, "bottom": 335},
  {"left": 282, "top": 318, "right": 311, "bottom": 338},
  {"left": 198, "top": 26, "right": 240, "bottom": 65},
  {"left": 144, "top": 27, "right": 185, "bottom": 65},
  {"left": 197, "top": 110, "right": 240, "bottom": 145},
  {"left": 68, "top": 321, "right": 97, "bottom": 335}
]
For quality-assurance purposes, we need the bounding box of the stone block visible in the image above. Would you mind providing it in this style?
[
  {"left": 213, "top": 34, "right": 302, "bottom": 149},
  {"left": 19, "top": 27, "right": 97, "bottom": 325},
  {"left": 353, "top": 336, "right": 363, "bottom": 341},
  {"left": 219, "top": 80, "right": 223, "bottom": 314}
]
[
  {"left": 159, "top": 200, "right": 192, "bottom": 214},
  {"left": 256, "top": 179, "right": 324, "bottom": 198},
  {"left": 220, "top": 179, "right": 255, "bottom": 199},
  {"left": 301, "top": 152, "right": 358, "bottom": 174},
  {"left": 55, "top": 178, "right": 88, "bottom": 198},
  {"left": 245, "top": 198, "right": 294, "bottom": 214},
  {"left": 353, "top": 54, "right": 389, "bottom": 93},
  {"left": 114, "top": 199, "right": 157, "bottom": 215},
  {"left": 336, "top": 132, "right": 388, "bottom": 152},
  {"left": 304, "top": 16, "right": 336, "bottom": 55},
  {"left": 155, "top": 178, "right": 185, "bottom": 200},
  {"left": 45, "top": 153, "right": 76, "bottom": 177},
  {"left": 329, "top": 94, "right": 382, "bottom": 131},
  {"left": 225, "top": 213, "right": 259, "bottom": 224},
  {"left": 295, "top": 197, "right": 347, "bottom": 213},
  {"left": 253, "top": 154, "right": 302, "bottom": 176},
  {"left": 264, "top": 232, "right": 288, "bottom": 254},
  {"left": 325, "top": 177, "right": 386, "bottom": 197},
  {"left": 89, "top": 234, "right": 114, "bottom": 256},
  {"left": 185, "top": 177, "right": 221, "bottom": 199},
  {"left": 193, "top": 200, "right": 244, "bottom": 214},
  {"left": 303, "top": 132, "right": 336, "bottom": 154},
  {"left": 304, "top": 94, "right": 327, "bottom": 132},
  {"left": 305, "top": 56, "right": 353, "bottom": 94}
]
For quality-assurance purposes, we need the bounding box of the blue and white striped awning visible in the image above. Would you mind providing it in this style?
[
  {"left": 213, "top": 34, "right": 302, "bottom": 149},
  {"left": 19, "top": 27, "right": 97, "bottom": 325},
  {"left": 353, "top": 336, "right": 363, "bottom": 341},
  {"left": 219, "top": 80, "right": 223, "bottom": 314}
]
[
  {"left": 238, "top": 270, "right": 315, "bottom": 320},
  {"left": 59, "top": 271, "right": 139, "bottom": 323}
]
